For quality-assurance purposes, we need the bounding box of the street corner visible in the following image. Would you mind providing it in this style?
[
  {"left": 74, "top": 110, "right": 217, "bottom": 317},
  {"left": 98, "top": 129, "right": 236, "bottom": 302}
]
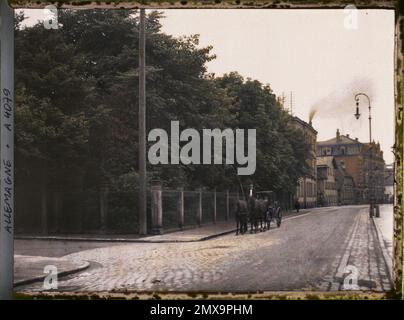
[{"left": 14, "top": 254, "right": 90, "bottom": 288}]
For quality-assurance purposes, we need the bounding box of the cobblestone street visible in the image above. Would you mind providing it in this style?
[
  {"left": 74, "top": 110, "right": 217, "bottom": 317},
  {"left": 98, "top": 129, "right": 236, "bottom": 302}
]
[{"left": 15, "top": 205, "right": 393, "bottom": 293}]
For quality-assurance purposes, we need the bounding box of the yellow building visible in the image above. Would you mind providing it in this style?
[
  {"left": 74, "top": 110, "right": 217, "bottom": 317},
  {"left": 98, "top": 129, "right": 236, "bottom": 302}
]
[{"left": 317, "top": 129, "right": 385, "bottom": 204}]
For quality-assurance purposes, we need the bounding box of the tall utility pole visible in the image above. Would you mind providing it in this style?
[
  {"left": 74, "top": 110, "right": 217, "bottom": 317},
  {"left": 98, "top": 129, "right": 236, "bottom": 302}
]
[
  {"left": 0, "top": 0, "right": 15, "bottom": 300},
  {"left": 354, "top": 92, "right": 377, "bottom": 217},
  {"left": 138, "top": 9, "right": 147, "bottom": 235}
]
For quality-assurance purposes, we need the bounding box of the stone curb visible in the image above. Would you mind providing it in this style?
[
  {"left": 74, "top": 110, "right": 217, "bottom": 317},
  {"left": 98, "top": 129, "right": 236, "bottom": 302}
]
[
  {"left": 15, "top": 230, "right": 237, "bottom": 243},
  {"left": 371, "top": 217, "right": 393, "bottom": 282},
  {"left": 14, "top": 261, "right": 90, "bottom": 287}
]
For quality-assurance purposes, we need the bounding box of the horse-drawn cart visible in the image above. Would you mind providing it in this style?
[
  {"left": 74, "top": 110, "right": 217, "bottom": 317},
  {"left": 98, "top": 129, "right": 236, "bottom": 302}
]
[
  {"left": 235, "top": 190, "right": 282, "bottom": 235},
  {"left": 256, "top": 191, "right": 282, "bottom": 229}
]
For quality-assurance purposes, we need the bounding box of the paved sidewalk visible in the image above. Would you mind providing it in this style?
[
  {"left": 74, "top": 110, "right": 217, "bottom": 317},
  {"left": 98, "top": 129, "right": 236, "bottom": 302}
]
[
  {"left": 140, "top": 221, "right": 241, "bottom": 242},
  {"left": 371, "top": 204, "right": 393, "bottom": 280},
  {"left": 372, "top": 204, "right": 393, "bottom": 258},
  {"left": 14, "top": 255, "right": 89, "bottom": 287},
  {"left": 15, "top": 209, "right": 311, "bottom": 243},
  {"left": 15, "top": 221, "right": 236, "bottom": 243},
  {"left": 13, "top": 221, "right": 239, "bottom": 287}
]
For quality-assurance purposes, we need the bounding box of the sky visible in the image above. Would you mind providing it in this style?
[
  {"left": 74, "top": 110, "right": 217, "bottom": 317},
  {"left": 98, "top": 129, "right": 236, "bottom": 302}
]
[{"left": 19, "top": 8, "right": 395, "bottom": 163}]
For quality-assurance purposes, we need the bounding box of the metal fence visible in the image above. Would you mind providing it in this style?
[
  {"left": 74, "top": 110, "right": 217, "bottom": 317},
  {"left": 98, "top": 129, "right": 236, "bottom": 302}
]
[{"left": 15, "top": 187, "right": 239, "bottom": 235}]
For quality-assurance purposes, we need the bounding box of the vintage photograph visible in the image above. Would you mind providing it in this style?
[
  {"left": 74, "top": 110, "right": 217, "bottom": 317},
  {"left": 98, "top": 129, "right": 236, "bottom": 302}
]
[{"left": 0, "top": 5, "right": 396, "bottom": 297}]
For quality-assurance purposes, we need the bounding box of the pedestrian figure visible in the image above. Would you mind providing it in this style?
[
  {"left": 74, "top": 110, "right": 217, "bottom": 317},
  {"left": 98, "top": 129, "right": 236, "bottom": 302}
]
[{"left": 294, "top": 199, "right": 300, "bottom": 213}]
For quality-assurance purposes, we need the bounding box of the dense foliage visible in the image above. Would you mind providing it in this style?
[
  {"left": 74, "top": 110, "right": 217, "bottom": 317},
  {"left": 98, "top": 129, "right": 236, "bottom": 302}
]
[{"left": 14, "top": 9, "right": 310, "bottom": 204}]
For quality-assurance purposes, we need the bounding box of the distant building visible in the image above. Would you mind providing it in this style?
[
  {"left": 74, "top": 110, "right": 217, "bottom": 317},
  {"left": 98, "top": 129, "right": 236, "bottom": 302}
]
[
  {"left": 292, "top": 117, "right": 317, "bottom": 208},
  {"left": 384, "top": 163, "right": 394, "bottom": 203},
  {"left": 316, "top": 156, "right": 338, "bottom": 206},
  {"left": 316, "top": 129, "right": 385, "bottom": 204},
  {"left": 334, "top": 160, "right": 356, "bottom": 205}
]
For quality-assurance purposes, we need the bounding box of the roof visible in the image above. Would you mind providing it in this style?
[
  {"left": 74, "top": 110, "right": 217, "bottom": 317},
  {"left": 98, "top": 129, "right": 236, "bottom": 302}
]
[
  {"left": 317, "top": 135, "right": 361, "bottom": 146},
  {"left": 292, "top": 116, "right": 317, "bottom": 134}
]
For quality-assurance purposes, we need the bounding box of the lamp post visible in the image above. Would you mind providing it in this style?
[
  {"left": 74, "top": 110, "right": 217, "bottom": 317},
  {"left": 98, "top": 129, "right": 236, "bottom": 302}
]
[{"left": 354, "top": 93, "right": 378, "bottom": 217}]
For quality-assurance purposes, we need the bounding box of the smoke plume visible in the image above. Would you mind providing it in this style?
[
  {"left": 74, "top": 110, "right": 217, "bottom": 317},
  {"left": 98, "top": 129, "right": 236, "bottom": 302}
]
[{"left": 309, "top": 77, "right": 374, "bottom": 124}]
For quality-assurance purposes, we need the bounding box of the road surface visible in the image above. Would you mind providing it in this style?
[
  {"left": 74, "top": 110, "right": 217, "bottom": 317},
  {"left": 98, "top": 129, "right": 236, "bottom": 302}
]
[{"left": 15, "top": 205, "right": 392, "bottom": 293}]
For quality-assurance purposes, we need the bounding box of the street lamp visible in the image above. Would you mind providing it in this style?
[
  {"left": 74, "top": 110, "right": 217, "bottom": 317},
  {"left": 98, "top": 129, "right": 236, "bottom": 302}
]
[
  {"left": 354, "top": 93, "right": 379, "bottom": 217},
  {"left": 354, "top": 93, "right": 372, "bottom": 143},
  {"left": 354, "top": 103, "right": 360, "bottom": 120}
]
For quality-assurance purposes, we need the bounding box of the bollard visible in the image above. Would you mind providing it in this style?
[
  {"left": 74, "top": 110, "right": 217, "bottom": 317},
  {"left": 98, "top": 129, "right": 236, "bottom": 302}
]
[
  {"left": 177, "top": 187, "right": 184, "bottom": 229},
  {"left": 151, "top": 183, "right": 163, "bottom": 234},
  {"left": 375, "top": 205, "right": 380, "bottom": 218},
  {"left": 369, "top": 204, "right": 375, "bottom": 218}
]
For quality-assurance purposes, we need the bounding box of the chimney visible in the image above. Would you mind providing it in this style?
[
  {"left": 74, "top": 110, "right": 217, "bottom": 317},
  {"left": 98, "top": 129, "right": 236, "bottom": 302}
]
[
  {"left": 355, "top": 137, "right": 358, "bottom": 141},
  {"left": 336, "top": 129, "right": 340, "bottom": 141},
  {"left": 346, "top": 134, "right": 350, "bottom": 138}
]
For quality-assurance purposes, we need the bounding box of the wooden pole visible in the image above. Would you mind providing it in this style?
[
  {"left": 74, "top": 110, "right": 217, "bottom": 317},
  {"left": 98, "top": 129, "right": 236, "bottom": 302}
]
[{"left": 138, "top": 9, "right": 147, "bottom": 234}]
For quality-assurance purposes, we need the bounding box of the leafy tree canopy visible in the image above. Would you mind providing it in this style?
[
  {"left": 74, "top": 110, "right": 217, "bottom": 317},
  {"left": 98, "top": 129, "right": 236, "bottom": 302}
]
[{"left": 13, "top": 9, "right": 310, "bottom": 200}]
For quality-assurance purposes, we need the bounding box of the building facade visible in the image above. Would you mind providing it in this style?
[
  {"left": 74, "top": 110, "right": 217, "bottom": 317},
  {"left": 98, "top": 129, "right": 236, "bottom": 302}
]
[
  {"left": 334, "top": 160, "right": 356, "bottom": 205},
  {"left": 316, "top": 156, "right": 338, "bottom": 206},
  {"left": 384, "top": 163, "right": 394, "bottom": 203},
  {"left": 293, "top": 117, "right": 317, "bottom": 208},
  {"left": 316, "top": 129, "right": 385, "bottom": 204}
]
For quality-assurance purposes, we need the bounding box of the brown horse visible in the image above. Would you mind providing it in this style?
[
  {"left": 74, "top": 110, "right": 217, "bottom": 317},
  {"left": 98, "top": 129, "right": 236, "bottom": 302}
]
[
  {"left": 235, "top": 199, "right": 249, "bottom": 235},
  {"left": 249, "top": 197, "right": 270, "bottom": 232}
]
